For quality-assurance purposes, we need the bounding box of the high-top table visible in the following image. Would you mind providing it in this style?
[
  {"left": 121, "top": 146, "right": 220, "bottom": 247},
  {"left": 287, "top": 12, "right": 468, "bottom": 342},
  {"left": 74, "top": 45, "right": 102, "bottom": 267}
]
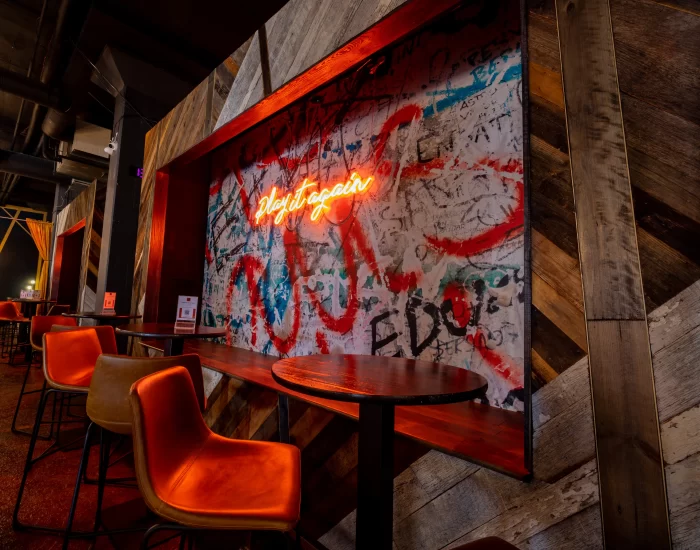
[
  {"left": 115, "top": 323, "right": 226, "bottom": 356},
  {"left": 11, "top": 298, "right": 56, "bottom": 363},
  {"left": 63, "top": 312, "right": 143, "bottom": 353},
  {"left": 271, "top": 354, "right": 488, "bottom": 550}
]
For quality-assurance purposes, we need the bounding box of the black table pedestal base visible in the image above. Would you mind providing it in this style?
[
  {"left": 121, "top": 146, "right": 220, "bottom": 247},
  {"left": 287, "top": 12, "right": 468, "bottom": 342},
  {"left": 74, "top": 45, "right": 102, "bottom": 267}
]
[
  {"left": 163, "top": 338, "right": 184, "bottom": 357},
  {"left": 357, "top": 402, "right": 395, "bottom": 550}
]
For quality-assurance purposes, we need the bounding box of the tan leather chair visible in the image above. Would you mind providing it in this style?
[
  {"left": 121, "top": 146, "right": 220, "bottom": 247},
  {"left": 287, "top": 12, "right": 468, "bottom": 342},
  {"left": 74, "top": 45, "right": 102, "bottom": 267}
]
[
  {"left": 87, "top": 354, "right": 205, "bottom": 435},
  {"left": 51, "top": 324, "right": 118, "bottom": 355},
  {"left": 129, "top": 367, "right": 301, "bottom": 547},
  {"left": 63, "top": 354, "right": 205, "bottom": 547}
]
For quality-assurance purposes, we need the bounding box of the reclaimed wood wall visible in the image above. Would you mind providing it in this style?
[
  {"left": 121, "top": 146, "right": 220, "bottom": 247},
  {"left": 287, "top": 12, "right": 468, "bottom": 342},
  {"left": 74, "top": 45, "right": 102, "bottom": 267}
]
[
  {"left": 53, "top": 182, "right": 97, "bottom": 312},
  {"left": 131, "top": 0, "right": 700, "bottom": 546}
]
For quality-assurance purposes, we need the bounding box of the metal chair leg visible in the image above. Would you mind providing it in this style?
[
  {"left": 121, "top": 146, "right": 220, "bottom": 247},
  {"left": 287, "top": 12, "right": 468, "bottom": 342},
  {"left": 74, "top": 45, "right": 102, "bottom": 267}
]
[
  {"left": 94, "top": 427, "right": 112, "bottom": 531},
  {"left": 11, "top": 361, "right": 50, "bottom": 438},
  {"left": 13, "top": 388, "right": 54, "bottom": 531},
  {"left": 62, "top": 422, "right": 95, "bottom": 549}
]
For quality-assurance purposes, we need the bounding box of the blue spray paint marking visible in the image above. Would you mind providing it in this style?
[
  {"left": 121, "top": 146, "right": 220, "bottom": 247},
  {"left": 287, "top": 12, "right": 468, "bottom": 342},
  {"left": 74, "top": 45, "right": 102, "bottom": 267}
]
[
  {"left": 423, "top": 54, "right": 522, "bottom": 118},
  {"left": 500, "top": 64, "right": 521, "bottom": 83},
  {"left": 345, "top": 140, "right": 362, "bottom": 152}
]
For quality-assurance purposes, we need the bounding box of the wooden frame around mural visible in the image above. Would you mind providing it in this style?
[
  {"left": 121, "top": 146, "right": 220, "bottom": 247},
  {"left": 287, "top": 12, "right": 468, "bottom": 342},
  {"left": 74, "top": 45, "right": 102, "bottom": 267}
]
[{"left": 145, "top": 0, "right": 532, "bottom": 478}]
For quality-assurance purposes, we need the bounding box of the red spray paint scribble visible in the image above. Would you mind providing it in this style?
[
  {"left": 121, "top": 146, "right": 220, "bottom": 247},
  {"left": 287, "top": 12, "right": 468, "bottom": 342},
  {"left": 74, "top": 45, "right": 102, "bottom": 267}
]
[
  {"left": 468, "top": 330, "right": 523, "bottom": 387},
  {"left": 226, "top": 247, "right": 301, "bottom": 354},
  {"left": 316, "top": 331, "right": 330, "bottom": 354},
  {"left": 425, "top": 180, "right": 524, "bottom": 258},
  {"left": 443, "top": 282, "right": 471, "bottom": 328},
  {"left": 385, "top": 271, "right": 419, "bottom": 293},
  {"left": 304, "top": 222, "right": 379, "bottom": 335}
]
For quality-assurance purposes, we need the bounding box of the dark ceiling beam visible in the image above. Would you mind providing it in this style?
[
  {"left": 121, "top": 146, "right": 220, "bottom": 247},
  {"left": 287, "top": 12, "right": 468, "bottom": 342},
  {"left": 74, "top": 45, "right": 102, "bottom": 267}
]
[
  {"left": 0, "top": 148, "right": 71, "bottom": 185},
  {"left": 0, "top": 66, "right": 65, "bottom": 110}
]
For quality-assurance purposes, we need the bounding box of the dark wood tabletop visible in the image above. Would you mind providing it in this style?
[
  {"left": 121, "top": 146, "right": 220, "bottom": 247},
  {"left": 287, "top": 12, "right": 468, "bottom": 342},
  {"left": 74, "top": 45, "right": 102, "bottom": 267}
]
[
  {"left": 271, "top": 354, "right": 488, "bottom": 405},
  {"left": 12, "top": 298, "right": 56, "bottom": 304},
  {"left": 63, "top": 312, "right": 142, "bottom": 320},
  {"left": 115, "top": 323, "right": 226, "bottom": 339}
]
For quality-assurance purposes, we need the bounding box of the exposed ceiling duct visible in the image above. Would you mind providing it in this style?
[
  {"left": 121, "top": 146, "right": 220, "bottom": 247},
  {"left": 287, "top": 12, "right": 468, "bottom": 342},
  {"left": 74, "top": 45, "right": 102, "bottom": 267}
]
[
  {"left": 0, "top": 148, "right": 72, "bottom": 185},
  {"left": 0, "top": 67, "right": 64, "bottom": 111}
]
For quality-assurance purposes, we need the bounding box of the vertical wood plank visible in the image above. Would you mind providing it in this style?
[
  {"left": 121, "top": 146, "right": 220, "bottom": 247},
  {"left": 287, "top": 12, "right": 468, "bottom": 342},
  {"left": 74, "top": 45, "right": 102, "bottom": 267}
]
[
  {"left": 556, "top": 0, "right": 644, "bottom": 320},
  {"left": 586, "top": 320, "right": 669, "bottom": 548},
  {"left": 555, "top": 0, "right": 671, "bottom": 546}
]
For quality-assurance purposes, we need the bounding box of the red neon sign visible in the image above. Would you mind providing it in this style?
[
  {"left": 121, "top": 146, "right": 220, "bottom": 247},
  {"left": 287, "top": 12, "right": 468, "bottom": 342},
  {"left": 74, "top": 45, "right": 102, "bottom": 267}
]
[{"left": 255, "top": 173, "right": 373, "bottom": 225}]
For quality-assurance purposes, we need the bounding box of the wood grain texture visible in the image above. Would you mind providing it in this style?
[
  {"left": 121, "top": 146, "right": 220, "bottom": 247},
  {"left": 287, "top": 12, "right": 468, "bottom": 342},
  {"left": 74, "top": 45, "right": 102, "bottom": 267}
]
[
  {"left": 532, "top": 229, "right": 583, "bottom": 311},
  {"left": 610, "top": 0, "right": 700, "bottom": 126},
  {"left": 586, "top": 319, "right": 670, "bottom": 548},
  {"left": 445, "top": 460, "right": 598, "bottom": 548},
  {"left": 557, "top": 0, "right": 645, "bottom": 320},
  {"left": 518, "top": 504, "right": 603, "bottom": 549},
  {"left": 272, "top": 354, "right": 488, "bottom": 405},
  {"left": 532, "top": 272, "right": 586, "bottom": 349}
]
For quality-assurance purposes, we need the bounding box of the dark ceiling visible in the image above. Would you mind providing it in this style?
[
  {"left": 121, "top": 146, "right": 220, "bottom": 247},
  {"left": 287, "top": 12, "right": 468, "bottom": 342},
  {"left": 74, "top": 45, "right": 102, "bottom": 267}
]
[{"left": 0, "top": 0, "right": 287, "bottom": 211}]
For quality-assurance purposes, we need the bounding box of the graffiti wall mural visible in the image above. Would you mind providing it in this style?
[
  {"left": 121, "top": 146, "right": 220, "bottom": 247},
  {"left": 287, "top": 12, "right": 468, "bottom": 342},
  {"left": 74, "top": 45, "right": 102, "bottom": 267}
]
[{"left": 203, "top": 0, "right": 526, "bottom": 410}]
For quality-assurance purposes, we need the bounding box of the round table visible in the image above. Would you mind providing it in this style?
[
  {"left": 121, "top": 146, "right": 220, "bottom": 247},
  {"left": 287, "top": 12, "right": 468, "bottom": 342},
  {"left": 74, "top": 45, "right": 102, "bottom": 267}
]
[
  {"left": 272, "top": 354, "right": 488, "bottom": 550},
  {"left": 63, "top": 312, "right": 143, "bottom": 353},
  {"left": 62, "top": 311, "right": 142, "bottom": 325},
  {"left": 115, "top": 323, "right": 226, "bottom": 356},
  {"left": 12, "top": 299, "right": 56, "bottom": 362}
]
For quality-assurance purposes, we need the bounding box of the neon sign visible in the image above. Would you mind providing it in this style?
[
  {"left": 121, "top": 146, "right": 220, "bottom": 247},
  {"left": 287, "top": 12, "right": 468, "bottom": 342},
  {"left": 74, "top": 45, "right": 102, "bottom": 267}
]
[{"left": 255, "top": 172, "right": 373, "bottom": 225}]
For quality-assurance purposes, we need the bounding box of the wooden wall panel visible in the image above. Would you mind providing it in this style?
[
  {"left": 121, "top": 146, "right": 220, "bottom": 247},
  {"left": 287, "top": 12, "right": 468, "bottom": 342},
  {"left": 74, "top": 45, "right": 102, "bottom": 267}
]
[{"left": 54, "top": 182, "right": 96, "bottom": 312}]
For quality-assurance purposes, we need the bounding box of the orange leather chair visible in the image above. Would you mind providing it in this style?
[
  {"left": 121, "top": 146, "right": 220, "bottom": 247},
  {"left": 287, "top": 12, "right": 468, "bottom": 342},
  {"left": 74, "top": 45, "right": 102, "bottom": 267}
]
[
  {"left": 51, "top": 324, "right": 118, "bottom": 354},
  {"left": 13, "top": 328, "right": 104, "bottom": 533},
  {"left": 11, "top": 316, "right": 78, "bottom": 436},
  {"left": 63, "top": 354, "right": 205, "bottom": 547},
  {"left": 130, "top": 366, "right": 301, "bottom": 547}
]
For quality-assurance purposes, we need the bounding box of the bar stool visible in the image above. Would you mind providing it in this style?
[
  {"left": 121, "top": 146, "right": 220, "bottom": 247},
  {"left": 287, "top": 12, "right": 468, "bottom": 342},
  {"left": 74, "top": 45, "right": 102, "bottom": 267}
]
[
  {"left": 130, "top": 366, "right": 301, "bottom": 548},
  {"left": 0, "top": 301, "right": 26, "bottom": 359},
  {"left": 63, "top": 354, "right": 205, "bottom": 548},
  {"left": 13, "top": 328, "right": 103, "bottom": 534},
  {"left": 12, "top": 315, "right": 78, "bottom": 437}
]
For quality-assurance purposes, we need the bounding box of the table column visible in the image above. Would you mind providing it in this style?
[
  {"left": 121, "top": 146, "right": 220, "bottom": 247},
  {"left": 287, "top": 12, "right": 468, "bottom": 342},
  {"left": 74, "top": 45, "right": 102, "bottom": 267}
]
[{"left": 356, "top": 402, "right": 395, "bottom": 550}]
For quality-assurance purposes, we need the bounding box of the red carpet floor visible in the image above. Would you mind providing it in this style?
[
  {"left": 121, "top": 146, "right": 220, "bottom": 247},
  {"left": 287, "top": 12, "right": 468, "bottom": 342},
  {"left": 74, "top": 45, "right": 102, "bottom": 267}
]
[{"left": 0, "top": 350, "right": 283, "bottom": 549}]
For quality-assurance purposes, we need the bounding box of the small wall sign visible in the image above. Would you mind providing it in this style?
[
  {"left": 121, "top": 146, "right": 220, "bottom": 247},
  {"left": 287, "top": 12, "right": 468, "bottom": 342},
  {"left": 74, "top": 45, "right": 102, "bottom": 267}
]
[
  {"left": 103, "top": 292, "right": 116, "bottom": 314},
  {"left": 175, "top": 295, "right": 198, "bottom": 331},
  {"left": 20, "top": 290, "right": 40, "bottom": 299}
]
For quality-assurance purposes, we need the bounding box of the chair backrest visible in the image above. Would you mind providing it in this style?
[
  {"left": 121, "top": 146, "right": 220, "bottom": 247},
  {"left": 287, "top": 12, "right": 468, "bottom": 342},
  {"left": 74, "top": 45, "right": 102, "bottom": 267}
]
[
  {"left": 30, "top": 315, "right": 78, "bottom": 350},
  {"left": 87, "top": 354, "right": 204, "bottom": 435},
  {"left": 0, "top": 301, "right": 21, "bottom": 320},
  {"left": 51, "top": 324, "right": 118, "bottom": 355},
  {"left": 43, "top": 329, "right": 102, "bottom": 389},
  {"left": 47, "top": 304, "right": 71, "bottom": 315},
  {"left": 130, "top": 366, "right": 210, "bottom": 503}
]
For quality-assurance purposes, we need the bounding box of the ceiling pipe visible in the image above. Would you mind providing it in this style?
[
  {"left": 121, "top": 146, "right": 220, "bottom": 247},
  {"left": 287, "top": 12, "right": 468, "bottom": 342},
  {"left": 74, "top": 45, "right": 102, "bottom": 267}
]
[
  {"left": 0, "top": 67, "right": 65, "bottom": 111},
  {"left": 0, "top": 0, "right": 85, "bottom": 204},
  {"left": 0, "top": 148, "right": 72, "bottom": 186}
]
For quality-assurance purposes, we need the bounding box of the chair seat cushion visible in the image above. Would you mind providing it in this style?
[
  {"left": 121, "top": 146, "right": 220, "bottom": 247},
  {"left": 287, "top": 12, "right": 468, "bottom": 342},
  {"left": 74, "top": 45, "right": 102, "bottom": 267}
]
[{"left": 146, "top": 434, "right": 301, "bottom": 531}]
